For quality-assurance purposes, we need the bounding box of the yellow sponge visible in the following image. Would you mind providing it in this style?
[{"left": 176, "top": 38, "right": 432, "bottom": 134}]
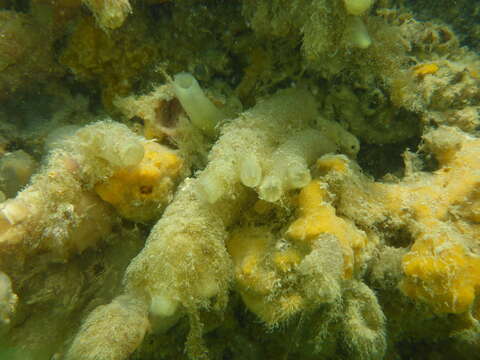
[
  {"left": 401, "top": 234, "right": 480, "bottom": 314},
  {"left": 287, "top": 180, "right": 367, "bottom": 278},
  {"left": 95, "top": 142, "right": 183, "bottom": 222}
]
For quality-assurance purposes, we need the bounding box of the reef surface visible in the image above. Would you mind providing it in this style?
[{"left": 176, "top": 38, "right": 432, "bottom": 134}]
[{"left": 0, "top": 0, "right": 480, "bottom": 359}]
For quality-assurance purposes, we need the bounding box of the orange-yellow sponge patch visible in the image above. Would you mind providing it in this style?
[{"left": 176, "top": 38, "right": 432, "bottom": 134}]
[
  {"left": 226, "top": 226, "right": 276, "bottom": 295},
  {"left": 273, "top": 249, "right": 302, "bottom": 273},
  {"left": 95, "top": 142, "right": 182, "bottom": 222},
  {"left": 413, "top": 63, "right": 439, "bottom": 78},
  {"left": 402, "top": 240, "right": 480, "bottom": 314},
  {"left": 226, "top": 226, "right": 305, "bottom": 324},
  {"left": 287, "top": 180, "right": 367, "bottom": 278}
]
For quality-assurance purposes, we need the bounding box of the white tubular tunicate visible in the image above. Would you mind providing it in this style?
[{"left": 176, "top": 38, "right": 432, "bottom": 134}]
[
  {"left": 0, "top": 198, "right": 29, "bottom": 226},
  {"left": 346, "top": 17, "right": 372, "bottom": 49},
  {"left": 150, "top": 294, "right": 179, "bottom": 318},
  {"left": 239, "top": 152, "right": 263, "bottom": 188},
  {"left": 317, "top": 117, "right": 360, "bottom": 157},
  {"left": 259, "top": 129, "right": 337, "bottom": 202},
  {"left": 173, "top": 72, "right": 225, "bottom": 137},
  {"left": 76, "top": 121, "right": 145, "bottom": 169},
  {"left": 108, "top": 138, "right": 144, "bottom": 168},
  {"left": 258, "top": 176, "right": 283, "bottom": 204},
  {"left": 196, "top": 89, "right": 318, "bottom": 204},
  {"left": 343, "top": 0, "right": 374, "bottom": 16},
  {"left": 195, "top": 124, "right": 264, "bottom": 204},
  {"left": 197, "top": 168, "right": 230, "bottom": 204}
]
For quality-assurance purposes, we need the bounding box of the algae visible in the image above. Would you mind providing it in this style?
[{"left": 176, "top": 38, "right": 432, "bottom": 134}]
[{"left": 0, "top": 0, "right": 480, "bottom": 359}]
